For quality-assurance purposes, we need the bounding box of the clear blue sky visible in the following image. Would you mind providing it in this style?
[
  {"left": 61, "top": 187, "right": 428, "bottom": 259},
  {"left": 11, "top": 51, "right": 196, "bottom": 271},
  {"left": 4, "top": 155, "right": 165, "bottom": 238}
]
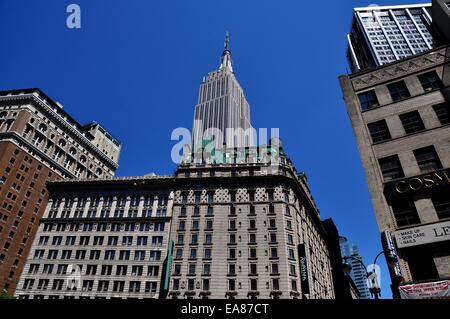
[{"left": 0, "top": 0, "right": 429, "bottom": 298}]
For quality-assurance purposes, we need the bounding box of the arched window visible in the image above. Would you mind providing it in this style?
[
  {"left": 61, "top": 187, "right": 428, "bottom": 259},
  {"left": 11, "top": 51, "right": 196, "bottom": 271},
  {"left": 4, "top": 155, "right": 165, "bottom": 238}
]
[
  {"left": 69, "top": 147, "right": 77, "bottom": 156},
  {"left": 58, "top": 139, "right": 66, "bottom": 148},
  {"left": 38, "top": 123, "right": 47, "bottom": 132}
]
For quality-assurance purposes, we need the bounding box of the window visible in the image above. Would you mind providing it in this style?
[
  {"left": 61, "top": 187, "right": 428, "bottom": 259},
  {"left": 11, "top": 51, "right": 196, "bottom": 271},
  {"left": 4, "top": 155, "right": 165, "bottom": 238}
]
[
  {"left": 113, "top": 281, "right": 125, "bottom": 292},
  {"left": 148, "top": 265, "right": 159, "bottom": 276},
  {"left": 249, "top": 263, "right": 257, "bottom": 275},
  {"left": 431, "top": 191, "right": 450, "bottom": 220},
  {"left": 387, "top": 81, "right": 410, "bottom": 102},
  {"left": 97, "top": 280, "right": 109, "bottom": 292},
  {"left": 204, "top": 248, "right": 212, "bottom": 259},
  {"left": 152, "top": 236, "right": 163, "bottom": 247},
  {"left": 205, "top": 233, "right": 212, "bottom": 244},
  {"left": 368, "top": 120, "right": 391, "bottom": 143},
  {"left": 250, "top": 279, "right": 258, "bottom": 291},
  {"left": 203, "top": 263, "right": 211, "bottom": 275},
  {"left": 432, "top": 102, "right": 450, "bottom": 125},
  {"left": 399, "top": 111, "right": 425, "bottom": 134},
  {"left": 358, "top": 90, "right": 379, "bottom": 111},
  {"left": 145, "top": 281, "right": 157, "bottom": 293},
  {"left": 228, "top": 264, "right": 236, "bottom": 275},
  {"left": 149, "top": 250, "right": 161, "bottom": 261},
  {"left": 188, "top": 264, "right": 196, "bottom": 275},
  {"left": 271, "top": 263, "right": 279, "bottom": 274},
  {"left": 228, "top": 279, "right": 236, "bottom": 291},
  {"left": 173, "top": 279, "right": 180, "bottom": 290},
  {"left": 378, "top": 155, "right": 404, "bottom": 181},
  {"left": 413, "top": 146, "right": 442, "bottom": 173},
  {"left": 418, "top": 71, "right": 442, "bottom": 92},
  {"left": 392, "top": 200, "right": 421, "bottom": 227},
  {"left": 202, "top": 279, "right": 210, "bottom": 291},
  {"left": 173, "top": 264, "right": 181, "bottom": 275},
  {"left": 272, "top": 279, "right": 280, "bottom": 291},
  {"left": 187, "top": 279, "right": 195, "bottom": 291}
]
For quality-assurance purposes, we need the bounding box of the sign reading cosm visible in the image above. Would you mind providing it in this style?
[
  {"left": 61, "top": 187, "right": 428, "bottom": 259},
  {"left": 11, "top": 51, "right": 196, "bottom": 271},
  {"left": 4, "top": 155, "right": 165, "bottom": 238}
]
[{"left": 393, "top": 168, "right": 450, "bottom": 194}]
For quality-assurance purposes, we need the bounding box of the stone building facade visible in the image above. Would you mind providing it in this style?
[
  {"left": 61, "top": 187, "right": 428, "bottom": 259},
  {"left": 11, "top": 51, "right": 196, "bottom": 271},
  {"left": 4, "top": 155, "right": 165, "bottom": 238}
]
[
  {"left": 340, "top": 45, "right": 450, "bottom": 297},
  {"left": 14, "top": 176, "right": 173, "bottom": 299},
  {"left": 0, "top": 88, "right": 121, "bottom": 295},
  {"left": 167, "top": 146, "right": 334, "bottom": 299}
]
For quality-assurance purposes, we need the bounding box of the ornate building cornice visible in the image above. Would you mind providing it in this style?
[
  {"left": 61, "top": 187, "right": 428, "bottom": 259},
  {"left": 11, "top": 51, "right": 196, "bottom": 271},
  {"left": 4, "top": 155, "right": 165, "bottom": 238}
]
[{"left": 350, "top": 46, "right": 448, "bottom": 91}]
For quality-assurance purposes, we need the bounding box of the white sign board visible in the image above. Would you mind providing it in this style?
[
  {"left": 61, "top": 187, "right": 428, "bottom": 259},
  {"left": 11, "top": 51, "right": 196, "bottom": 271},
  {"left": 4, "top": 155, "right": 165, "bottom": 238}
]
[
  {"left": 394, "top": 221, "right": 450, "bottom": 248},
  {"left": 399, "top": 280, "right": 450, "bottom": 299}
]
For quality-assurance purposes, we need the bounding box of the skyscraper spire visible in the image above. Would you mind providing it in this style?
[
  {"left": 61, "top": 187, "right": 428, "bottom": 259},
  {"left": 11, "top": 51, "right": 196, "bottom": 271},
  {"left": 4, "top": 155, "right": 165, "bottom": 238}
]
[
  {"left": 224, "top": 31, "right": 230, "bottom": 51},
  {"left": 220, "top": 31, "right": 233, "bottom": 72}
]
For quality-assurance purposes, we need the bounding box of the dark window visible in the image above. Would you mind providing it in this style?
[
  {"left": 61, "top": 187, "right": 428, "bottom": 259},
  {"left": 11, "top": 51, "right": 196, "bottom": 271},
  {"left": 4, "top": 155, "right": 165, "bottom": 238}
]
[
  {"left": 418, "top": 71, "right": 442, "bottom": 92},
  {"left": 368, "top": 120, "right": 391, "bottom": 143},
  {"left": 413, "top": 146, "right": 442, "bottom": 173},
  {"left": 405, "top": 246, "right": 439, "bottom": 281},
  {"left": 432, "top": 102, "right": 450, "bottom": 125},
  {"left": 379, "top": 155, "right": 404, "bottom": 181},
  {"left": 399, "top": 111, "right": 425, "bottom": 134},
  {"left": 358, "top": 90, "right": 379, "bottom": 111},
  {"left": 387, "top": 81, "right": 410, "bottom": 102},
  {"left": 392, "top": 200, "right": 420, "bottom": 227},
  {"left": 431, "top": 191, "right": 450, "bottom": 220}
]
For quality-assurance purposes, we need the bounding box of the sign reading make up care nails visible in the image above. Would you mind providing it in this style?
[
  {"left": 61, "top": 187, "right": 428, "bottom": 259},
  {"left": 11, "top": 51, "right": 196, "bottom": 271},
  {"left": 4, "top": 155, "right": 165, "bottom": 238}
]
[{"left": 394, "top": 220, "right": 450, "bottom": 248}]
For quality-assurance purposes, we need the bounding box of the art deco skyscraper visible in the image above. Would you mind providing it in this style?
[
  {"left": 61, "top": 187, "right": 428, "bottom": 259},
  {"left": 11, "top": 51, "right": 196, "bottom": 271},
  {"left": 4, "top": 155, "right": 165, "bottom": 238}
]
[{"left": 192, "top": 33, "right": 254, "bottom": 151}]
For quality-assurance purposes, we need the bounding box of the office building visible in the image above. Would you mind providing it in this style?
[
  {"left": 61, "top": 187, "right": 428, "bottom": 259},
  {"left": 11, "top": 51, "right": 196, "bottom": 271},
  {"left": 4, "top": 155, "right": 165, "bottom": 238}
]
[
  {"left": 432, "top": 0, "right": 450, "bottom": 44},
  {"left": 14, "top": 176, "right": 173, "bottom": 299},
  {"left": 347, "top": 3, "right": 435, "bottom": 72},
  {"left": 322, "top": 219, "right": 361, "bottom": 299},
  {"left": 339, "top": 237, "right": 371, "bottom": 299},
  {"left": 0, "top": 88, "right": 121, "bottom": 295},
  {"left": 340, "top": 44, "right": 450, "bottom": 298},
  {"left": 168, "top": 35, "right": 334, "bottom": 299},
  {"left": 192, "top": 32, "right": 254, "bottom": 151}
]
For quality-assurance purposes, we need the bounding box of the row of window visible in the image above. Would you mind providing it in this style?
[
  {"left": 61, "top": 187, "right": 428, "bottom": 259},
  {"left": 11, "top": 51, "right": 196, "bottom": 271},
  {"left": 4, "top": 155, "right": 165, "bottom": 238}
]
[
  {"left": 171, "top": 278, "right": 299, "bottom": 294},
  {"left": 41, "top": 222, "right": 166, "bottom": 233},
  {"left": 368, "top": 102, "right": 450, "bottom": 143},
  {"left": 178, "top": 189, "right": 281, "bottom": 204},
  {"left": 37, "top": 235, "right": 164, "bottom": 247},
  {"left": 27, "top": 264, "right": 159, "bottom": 277},
  {"left": 22, "top": 278, "right": 158, "bottom": 293},
  {"left": 392, "top": 191, "right": 450, "bottom": 227},
  {"left": 379, "top": 145, "right": 443, "bottom": 181},
  {"left": 33, "top": 249, "right": 163, "bottom": 261},
  {"left": 358, "top": 71, "right": 442, "bottom": 111}
]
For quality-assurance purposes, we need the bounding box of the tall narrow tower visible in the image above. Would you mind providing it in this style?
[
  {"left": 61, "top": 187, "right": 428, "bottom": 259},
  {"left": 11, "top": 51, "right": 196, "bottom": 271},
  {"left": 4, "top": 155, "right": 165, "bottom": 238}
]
[{"left": 192, "top": 33, "right": 254, "bottom": 151}]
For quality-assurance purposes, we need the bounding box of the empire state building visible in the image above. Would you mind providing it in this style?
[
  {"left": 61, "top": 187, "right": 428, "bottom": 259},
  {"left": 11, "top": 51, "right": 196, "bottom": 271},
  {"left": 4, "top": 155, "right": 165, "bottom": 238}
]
[{"left": 192, "top": 33, "right": 254, "bottom": 151}]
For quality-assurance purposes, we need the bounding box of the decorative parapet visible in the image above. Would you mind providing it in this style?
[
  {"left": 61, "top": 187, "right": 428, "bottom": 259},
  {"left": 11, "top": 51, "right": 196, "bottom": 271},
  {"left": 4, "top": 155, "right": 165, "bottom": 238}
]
[{"left": 350, "top": 46, "right": 448, "bottom": 91}]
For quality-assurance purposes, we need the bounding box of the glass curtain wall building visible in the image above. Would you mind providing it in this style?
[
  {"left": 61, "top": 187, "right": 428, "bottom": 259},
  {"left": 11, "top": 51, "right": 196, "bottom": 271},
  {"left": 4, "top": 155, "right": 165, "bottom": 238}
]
[{"left": 347, "top": 4, "right": 435, "bottom": 72}]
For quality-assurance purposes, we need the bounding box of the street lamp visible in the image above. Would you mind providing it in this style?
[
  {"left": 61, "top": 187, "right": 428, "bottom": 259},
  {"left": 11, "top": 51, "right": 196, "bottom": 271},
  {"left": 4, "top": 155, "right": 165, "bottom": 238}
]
[{"left": 342, "top": 249, "right": 397, "bottom": 300}]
